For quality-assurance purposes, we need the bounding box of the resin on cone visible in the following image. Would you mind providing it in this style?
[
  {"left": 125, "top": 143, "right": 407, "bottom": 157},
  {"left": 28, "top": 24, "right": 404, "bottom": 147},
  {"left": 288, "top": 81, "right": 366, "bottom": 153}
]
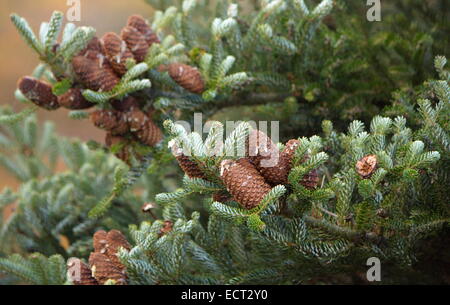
[
  {"left": 121, "top": 26, "right": 149, "bottom": 62},
  {"left": 101, "top": 32, "right": 135, "bottom": 76}
]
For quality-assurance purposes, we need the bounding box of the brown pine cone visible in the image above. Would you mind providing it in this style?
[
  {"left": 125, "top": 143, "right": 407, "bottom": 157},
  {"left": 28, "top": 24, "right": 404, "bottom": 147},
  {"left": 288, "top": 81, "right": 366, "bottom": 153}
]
[
  {"left": 127, "top": 109, "right": 162, "bottom": 146},
  {"left": 220, "top": 158, "right": 272, "bottom": 210},
  {"left": 111, "top": 96, "right": 140, "bottom": 112},
  {"left": 78, "top": 37, "right": 103, "bottom": 60},
  {"left": 283, "top": 139, "right": 300, "bottom": 161},
  {"left": 356, "top": 154, "right": 378, "bottom": 179},
  {"left": 17, "top": 76, "right": 60, "bottom": 110},
  {"left": 90, "top": 109, "right": 129, "bottom": 135},
  {"left": 300, "top": 169, "right": 320, "bottom": 189},
  {"left": 105, "top": 230, "right": 131, "bottom": 271},
  {"left": 127, "top": 15, "right": 160, "bottom": 46},
  {"left": 121, "top": 26, "right": 149, "bottom": 62},
  {"left": 89, "top": 252, "right": 127, "bottom": 285},
  {"left": 57, "top": 88, "right": 94, "bottom": 110},
  {"left": 72, "top": 55, "right": 120, "bottom": 91},
  {"left": 168, "top": 63, "right": 205, "bottom": 94},
  {"left": 126, "top": 109, "right": 148, "bottom": 132},
  {"left": 267, "top": 139, "right": 300, "bottom": 185},
  {"left": 169, "top": 141, "right": 206, "bottom": 179},
  {"left": 246, "top": 129, "right": 279, "bottom": 166},
  {"left": 101, "top": 32, "right": 135, "bottom": 76},
  {"left": 67, "top": 258, "right": 98, "bottom": 285},
  {"left": 212, "top": 191, "right": 233, "bottom": 203},
  {"left": 93, "top": 230, "right": 108, "bottom": 254},
  {"left": 246, "top": 129, "right": 285, "bottom": 185},
  {"left": 134, "top": 120, "right": 163, "bottom": 146}
]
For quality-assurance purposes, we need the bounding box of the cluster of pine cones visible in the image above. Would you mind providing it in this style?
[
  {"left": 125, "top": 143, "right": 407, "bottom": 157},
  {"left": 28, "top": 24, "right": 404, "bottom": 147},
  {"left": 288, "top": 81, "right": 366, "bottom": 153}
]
[
  {"left": 17, "top": 15, "right": 205, "bottom": 163},
  {"left": 67, "top": 230, "right": 130, "bottom": 285},
  {"left": 171, "top": 129, "right": 320, "bottom": 210}
]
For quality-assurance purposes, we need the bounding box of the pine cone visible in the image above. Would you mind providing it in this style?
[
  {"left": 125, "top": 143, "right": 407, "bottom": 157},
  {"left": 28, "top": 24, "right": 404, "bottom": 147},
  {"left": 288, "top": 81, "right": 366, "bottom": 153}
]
[
  {"left": 212, "top": 191, "right": 233, "bottom": 203},
  {"left": 134, "top": 120, "right": 163, "bottom": 146},
  {"left": 93, "top": 230, "right": 108, "bottom": 254},
  {"left": 127, "top": 109, "right": 162, "bottom": 146},
  {"left": 246, "top": 129, "right": 284, "bottom": 185},
  {"left": 78, "top": 37, "right": 103, "bottom": 60},
  {"left": 127, "top": 109, "right": 148, "bottom": 132},
  {"left": 356, "top": 154, "right": 378, "bottom": 179},
  {"left": 169, "top": 140, "right": 206, "bottom": 179},
  {"left": 299, "top": 169, "right": 320, "bottom": 189},
  {"left": 273, "top": 139, "right": 301, "bottom": 185},
  {"left": 220, "top": 158, "right": 272, "bottom": 210},
  {"left": 57, "top": 88, "right": 94, "bottom": 110},
  {"left": 91, "top": 109, "right": 129, "bottom": 135},
  {"left": 246, "top": 129, "right": 279, "bottom": 166},
  {"left": 168, "top": 63, "right": 205, "bottom": 94},
  {"left": 72, "top": 55, "right": 120, "bottom": 91},
  {"left": 283, "top": 139, "right": 300, "bottom": 161},
  {"left": 67, "top": 258, "right": 98, "bottom": 285},
  {"left": 89, "top": 252, "right": 127, "bottom": 285},
  {"left": 121, "top": 26, "right": 149, "bottom": 62},
  {"left": 127, "top": 15, "right": 160, "bottom": 46},
  {"left": 100, "top": 32, "right": 135, "bottom": 76},
  {"left": 111, "top": 96, "right": 140, "bottom": 112},
  {"left": 17, "top": 76, "right": 60, "bottom": 110},
  {"left": 105, "top": 230, "right": 131, "bottom": 271}
]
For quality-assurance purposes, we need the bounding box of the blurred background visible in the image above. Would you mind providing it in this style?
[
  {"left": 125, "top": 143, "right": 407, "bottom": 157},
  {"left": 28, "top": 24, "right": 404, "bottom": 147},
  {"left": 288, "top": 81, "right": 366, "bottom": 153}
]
[{"left": 0, "top": 0, "right": 154, "bottom": 190}]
